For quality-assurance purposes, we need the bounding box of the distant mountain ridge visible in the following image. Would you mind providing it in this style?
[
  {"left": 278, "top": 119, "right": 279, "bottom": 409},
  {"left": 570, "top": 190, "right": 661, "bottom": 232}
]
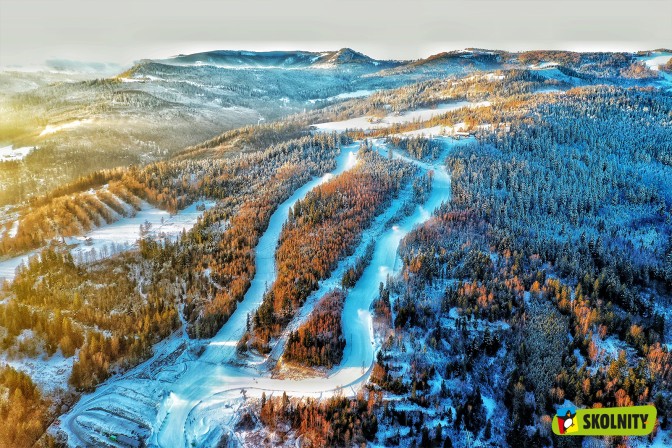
[
  {"left": 137, "top": 47, "right": 672, "bottom": 79},
  {"left": 152, "top": 48, "right": 403, "bottom": 70},
  {"left": 3, "top": 46, "right": 669, "bottom": 207}
]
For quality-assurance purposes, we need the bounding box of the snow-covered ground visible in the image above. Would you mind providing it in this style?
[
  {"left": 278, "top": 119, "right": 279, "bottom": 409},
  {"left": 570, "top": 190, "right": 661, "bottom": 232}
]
[
  {"left": 39, "top": 119, "right": 93, "bottom": 137},
  {"left": 69, "top": 200, "right": 216, "bottom": 263},
  {"left": 312, "top": 101, "right": 490, "bottom": 132},
  {"left": 393, "top": 125, "right": 448, "bottom": 138},
  {"left": 528, "top": 64, "right": 585, "bottom": 85},
  {"left": 0, "top": 201, "right": 216, "bottom": 282},
  {"left": 0, "top": 145, "right": 34, "bottom": 161},
  {"left": 7, "top": 220, "right": 19, "bottom": 238},
  {"left": 1, "top": 346, "right": 74, "bottom": 394},
  {"left": 528, "top": 61, "right": 559, "bottom": 69},
  {"left": 634, "top": 51, "right": 672, "bottom": 91},
  {"left": 0, "top": 250, "right": 38, "bottom": 283},
  {"left": 58, "top": 137, "right": 471, "bottom": 447},
  {"left": 308, "top": 89, "right": 375, "bottom": 104},
  {"left": 637, "top": 51, "right": 672, "bottom": 71},
  {"left": 390, "top": 121, "right": 498, "bottom": 138}
]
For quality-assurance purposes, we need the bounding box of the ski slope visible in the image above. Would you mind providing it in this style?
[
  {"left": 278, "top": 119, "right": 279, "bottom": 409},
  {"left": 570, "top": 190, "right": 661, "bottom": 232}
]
[
  {"left": 197, "top": 149, "right": 357, "bottom": 366},
  {"left": 59, "top": 137, "right": 468, "bottom": 447}
]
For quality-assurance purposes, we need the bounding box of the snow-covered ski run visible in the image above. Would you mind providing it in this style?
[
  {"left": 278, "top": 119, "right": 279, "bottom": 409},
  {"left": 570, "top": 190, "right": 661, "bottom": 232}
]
[{"left": 60, "top": 137, "right": 470, "bottom": 447}]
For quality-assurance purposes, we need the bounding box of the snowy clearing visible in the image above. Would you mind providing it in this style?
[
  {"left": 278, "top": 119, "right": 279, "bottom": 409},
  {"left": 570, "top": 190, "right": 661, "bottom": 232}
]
[
  {"left": 311, "top": 101, "right": 490, "bottom": 132},
  {"left": 637, "top": 51, "right": 672, "bottom": 71},
  {"left": 0, "top": 201, "right": 216, "bottom": 282},
  {"left": 39, "top": 119, "right": 93, "bottom": 137},
  {"left": 0, "top": 250, "right": 38, "bottom": 283},
  {"left": 528, "top": 61, "right": 559, "bottom": 69},
  {"left": 307, "top": 89, "right": 375, "bottom": 104},
  {"left": 69, "top": 200, "right": 216, "bottom": 263},
  {"left": 1, "top": 348, "right": 74, "bottom": 394},
  {"left": 0, "top": 145, "right": 34, "bottom": 161}
]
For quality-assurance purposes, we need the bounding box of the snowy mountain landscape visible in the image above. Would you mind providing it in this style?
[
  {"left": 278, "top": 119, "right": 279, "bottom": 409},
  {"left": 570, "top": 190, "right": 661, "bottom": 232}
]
[{"left": 1, "top": 47, "right": 672, "bottom": 448}]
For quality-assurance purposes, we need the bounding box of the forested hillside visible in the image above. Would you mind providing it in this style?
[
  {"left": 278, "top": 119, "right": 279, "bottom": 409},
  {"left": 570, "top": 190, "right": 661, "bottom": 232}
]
[
  {"left": 247, "top": 146, "right": 416, "bottom": 353},
  {"left": 284, "top": 290, "right": 346, "bottom": 368},
  {"left": 1, "top": 48, "right": 671, "bottom": 448},
  {"left": 0, "top": 130, "right": 350, "bottom": 447},
  {"left": 370, "top": 84, "right": 672, "bottom": 447}
]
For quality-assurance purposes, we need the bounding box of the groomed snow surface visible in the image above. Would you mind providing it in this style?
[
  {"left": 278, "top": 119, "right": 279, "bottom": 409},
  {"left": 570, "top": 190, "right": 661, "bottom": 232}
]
[{"left": 58, "top": 137, "right": 472, "bottom": 447}]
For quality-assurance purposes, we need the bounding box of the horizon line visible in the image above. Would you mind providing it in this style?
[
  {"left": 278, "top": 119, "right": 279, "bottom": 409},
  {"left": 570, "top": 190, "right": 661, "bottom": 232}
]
[{"left": 2, "top": 43, "right": 671, "bottom": 73}]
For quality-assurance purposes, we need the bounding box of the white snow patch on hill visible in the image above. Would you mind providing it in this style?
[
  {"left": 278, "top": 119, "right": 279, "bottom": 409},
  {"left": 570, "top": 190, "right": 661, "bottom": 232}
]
[
  {"left": 7, "top": 220, "right": 19, "bottom": 238},
  {"left": 69, "top": 200, "right": 216, "bottom": 262},
  {"left": 529, "top": 61, "right": 559, "bottom": 69},
  {"left": 1, "top": 347, "right": 74, "bottom": 394},
  {"left": 0, "top": 145, "right": 34, "bottom": 161},
  {"left": 395, "top": 125, "right": 448, "bottom": 137},
  {"left": 0, "top": 251, "right": 37, "bottom": 283},
  {"left": 312, "top": 101, "right": 490, "bottom": 132},
  {"left": 308, "top": 90, "right": 375, "bottom": 104},
  {"left": 0, "top": 201, "right": 216, "bottom": 282},
  {"left": 638, "top": 52, "right": 672, "bottom": 71},
  {"left": 39, "top": 119, "right": 93, "bottom": 137}
]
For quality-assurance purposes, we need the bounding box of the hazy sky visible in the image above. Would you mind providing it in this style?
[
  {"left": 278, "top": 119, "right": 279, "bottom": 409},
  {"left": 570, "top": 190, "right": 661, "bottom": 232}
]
[{"left": 1, "top": 0, "right": 671, "bottom": 68}]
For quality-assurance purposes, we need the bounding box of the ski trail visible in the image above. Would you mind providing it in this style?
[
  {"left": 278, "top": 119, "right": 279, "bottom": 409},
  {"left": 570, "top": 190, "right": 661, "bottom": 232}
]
[
  {"left": 153, "top": 145, "right": 359, "bottom": 447},
  {"left": 198, "top": 146, "right": 358, "bottom": 365},
  {"left": 60, "top": 137, "right": 474, "bottom": 448},
  {"left": 168, "top": 137, "right": 466, "bottom": 447},
  {"left": 264, "top": 181, "right": 415, "bottom": 365}
]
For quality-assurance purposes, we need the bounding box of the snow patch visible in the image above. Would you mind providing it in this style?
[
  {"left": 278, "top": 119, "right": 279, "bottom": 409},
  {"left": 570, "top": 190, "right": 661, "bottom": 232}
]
[
  {"left": 637, "top": 51, "right": 672, "bottom": 71},
  {"left": 312, "top": 101, "right": 490, "bottom": 132},
  {"left": 1, "top": 348, "right": 74, "bottom": 394},
  {"left": 39, "top": 119, "right": 93, "bottom": 137},
  {"left": 69, "top": 200, "right": 216, "bottom": 263},
  {"left": 0, "top": 201, "right": 215, "bottom": 282},
  {"left": 308, "top": 90, "right": 375, "bottom": 104},
  {"left": 0, "top": 145, "right": 34, "bottom": 161}
]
